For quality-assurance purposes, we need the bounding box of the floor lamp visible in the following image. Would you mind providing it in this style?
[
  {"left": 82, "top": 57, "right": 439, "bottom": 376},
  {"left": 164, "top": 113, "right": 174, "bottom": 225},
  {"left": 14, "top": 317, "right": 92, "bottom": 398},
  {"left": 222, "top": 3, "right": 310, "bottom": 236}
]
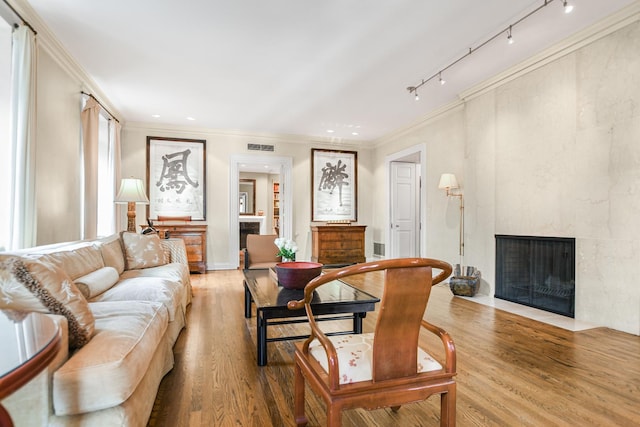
[
  {"left": 115, "top": 178, "right": 149, "bottom": 232},
  {"left": 438, "top": 173, "right": 464, "bottom": 262}
]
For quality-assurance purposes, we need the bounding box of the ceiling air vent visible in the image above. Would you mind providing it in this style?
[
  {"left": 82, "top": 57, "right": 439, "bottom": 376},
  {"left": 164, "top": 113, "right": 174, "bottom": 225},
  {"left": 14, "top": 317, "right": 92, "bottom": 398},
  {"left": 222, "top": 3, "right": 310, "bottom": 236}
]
[{"left": 247, "top": 143, "right": 274, "bottom": 152}]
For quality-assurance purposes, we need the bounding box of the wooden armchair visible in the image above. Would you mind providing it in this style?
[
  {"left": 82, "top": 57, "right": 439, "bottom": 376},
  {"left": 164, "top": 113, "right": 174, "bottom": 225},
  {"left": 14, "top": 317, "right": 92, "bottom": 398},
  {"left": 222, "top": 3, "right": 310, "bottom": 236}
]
[{"left": 287, "top": 258, "right": 455, "bottom": 426}]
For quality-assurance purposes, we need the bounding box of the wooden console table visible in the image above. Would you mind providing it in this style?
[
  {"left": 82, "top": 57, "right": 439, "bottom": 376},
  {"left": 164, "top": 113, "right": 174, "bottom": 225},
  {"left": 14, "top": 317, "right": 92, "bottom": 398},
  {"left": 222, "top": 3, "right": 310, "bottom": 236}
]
[
  {"left": 311, "top": 225, "right": 366, "bottom": 266},
  {"left": 153, "top": 223, "right": 207, "bottom": 273}
]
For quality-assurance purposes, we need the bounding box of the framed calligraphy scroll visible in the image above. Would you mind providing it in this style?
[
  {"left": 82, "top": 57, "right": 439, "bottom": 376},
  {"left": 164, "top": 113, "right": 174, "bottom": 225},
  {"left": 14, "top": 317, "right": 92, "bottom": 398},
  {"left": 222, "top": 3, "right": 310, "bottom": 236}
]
[
  {"left": 146, "top": 136, "right": 206, "bottom": 220},
  {"left": 311, "top": 148, "right": 358, "bottom": 222}
]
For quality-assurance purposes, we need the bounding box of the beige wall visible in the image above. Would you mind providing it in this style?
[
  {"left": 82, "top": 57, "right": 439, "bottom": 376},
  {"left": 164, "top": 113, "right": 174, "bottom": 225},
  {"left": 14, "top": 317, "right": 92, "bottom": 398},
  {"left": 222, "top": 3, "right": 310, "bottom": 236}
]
[
  {"left": 373, "top": 20, "right": 640, "bottom": 335},
  {"left": 121, "top": 124, "right": 373, "bottom": 269},
  {"left": 34, "top": 48, "right": 84, "bottom": 245}
]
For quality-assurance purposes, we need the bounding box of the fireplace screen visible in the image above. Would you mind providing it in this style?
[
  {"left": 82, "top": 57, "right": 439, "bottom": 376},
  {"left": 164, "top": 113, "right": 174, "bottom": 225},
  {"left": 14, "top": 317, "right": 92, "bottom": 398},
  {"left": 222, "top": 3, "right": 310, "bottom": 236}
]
[{"left": 495, "top": 235, "right": 575, "bottom": 318}]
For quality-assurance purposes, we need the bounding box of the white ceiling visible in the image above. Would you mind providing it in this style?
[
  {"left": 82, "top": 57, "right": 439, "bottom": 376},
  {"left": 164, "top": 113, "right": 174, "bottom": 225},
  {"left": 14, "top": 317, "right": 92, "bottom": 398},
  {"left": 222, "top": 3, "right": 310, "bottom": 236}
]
[{"left": 25, "top": 0, "right": 637, "bottom": 142}]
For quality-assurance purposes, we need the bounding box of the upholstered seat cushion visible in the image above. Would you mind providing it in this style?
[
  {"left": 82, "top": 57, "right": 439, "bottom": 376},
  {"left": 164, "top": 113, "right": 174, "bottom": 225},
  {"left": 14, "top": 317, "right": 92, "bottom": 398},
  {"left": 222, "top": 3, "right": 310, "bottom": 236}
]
[
  {"left": 89, "top": 277, "right": 183, "bottom": 321},
  {"left": 52, "top": 301, "right": 169, "bottom": 416},
  {"left": 308, "top": 333, "right": 442, "bottom": 384},
  {"left": 118, "top": 262, "right": 190, "bottom": 310}
]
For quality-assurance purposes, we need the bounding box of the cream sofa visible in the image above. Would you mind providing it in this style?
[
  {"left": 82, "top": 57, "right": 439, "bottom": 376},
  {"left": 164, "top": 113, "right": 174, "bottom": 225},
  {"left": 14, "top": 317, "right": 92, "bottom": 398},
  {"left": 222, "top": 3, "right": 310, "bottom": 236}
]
[{"left": 0, "top": 232, "right": 192, "bottom": 426}]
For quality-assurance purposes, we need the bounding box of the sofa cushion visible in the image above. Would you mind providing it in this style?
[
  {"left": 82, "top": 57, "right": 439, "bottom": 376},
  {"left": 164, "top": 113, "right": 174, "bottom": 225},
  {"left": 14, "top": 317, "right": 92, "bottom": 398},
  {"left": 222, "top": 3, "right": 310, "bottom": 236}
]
[
  {"left": 40, "top": 245, "right": 105, "bottom": 280},
  {"left": 52, "top": 301, "right": 169, "bottom": 416},
  {"left": 74, "top": 267, "right": 119, "bottom": 299},
  {"left": 89, "top": 277, "right": 183, "bottom": 321},
  {"left": 121, "top": 232, "right": 167, "bottom": 270},
  {"left": 97, "top": 236, "right": 126, "bottom": 275},
  {"left": 0, "top": 256, "right": 95, "bottom": 349}
]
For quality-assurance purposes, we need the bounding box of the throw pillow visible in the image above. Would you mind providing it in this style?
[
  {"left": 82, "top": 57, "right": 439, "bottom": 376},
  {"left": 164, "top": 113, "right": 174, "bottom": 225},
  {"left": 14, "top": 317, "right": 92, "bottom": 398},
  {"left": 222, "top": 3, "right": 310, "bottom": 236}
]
[
  {"left": 0, "top": 255, "right": 95, "bottom": 349},
  {"left": 121, "top": 232, "right": 168, "bottom": 270},
  {"left": 74, "top": 266, "right": 120, "bottom": 299},
  {"left": 98, "top": 238, "right": 126, "bottom": 275}
]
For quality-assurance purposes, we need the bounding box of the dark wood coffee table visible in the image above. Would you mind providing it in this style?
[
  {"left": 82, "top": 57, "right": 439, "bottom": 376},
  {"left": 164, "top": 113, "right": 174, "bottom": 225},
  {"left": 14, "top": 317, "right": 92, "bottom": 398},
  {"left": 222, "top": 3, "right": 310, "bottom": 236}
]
[{"left": 243, "top": 268, "right": 379, "bottom": 366}]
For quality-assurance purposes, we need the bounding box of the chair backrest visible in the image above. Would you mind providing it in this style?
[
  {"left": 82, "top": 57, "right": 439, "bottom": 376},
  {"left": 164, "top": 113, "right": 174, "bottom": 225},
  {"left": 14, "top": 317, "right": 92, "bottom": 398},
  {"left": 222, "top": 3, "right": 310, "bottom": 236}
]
[
  {"left": 246, "top": 234, "right": 281, "bottom": 267},
  {"left": 293, "top": 258, "right": 452, "bottom": 382},
  {"left": 373, "top": 265, "right": 432, "bottom": 381}
]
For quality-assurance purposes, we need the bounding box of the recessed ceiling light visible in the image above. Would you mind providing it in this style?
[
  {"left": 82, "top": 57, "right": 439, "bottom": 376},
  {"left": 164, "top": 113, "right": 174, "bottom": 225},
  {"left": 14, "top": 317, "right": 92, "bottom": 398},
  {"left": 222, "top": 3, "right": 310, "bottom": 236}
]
[
  {"left": 352, "top": 132, "right": 359, "bottom": 136},
  {"left": 186, "top": 117, "right": 196, "bottom": 121},
  {"left": 151, "top": 114, "right": 160, "bottom": 118},
  {"left": 327, "top": 129, "right": 335, "bottom": 133}
]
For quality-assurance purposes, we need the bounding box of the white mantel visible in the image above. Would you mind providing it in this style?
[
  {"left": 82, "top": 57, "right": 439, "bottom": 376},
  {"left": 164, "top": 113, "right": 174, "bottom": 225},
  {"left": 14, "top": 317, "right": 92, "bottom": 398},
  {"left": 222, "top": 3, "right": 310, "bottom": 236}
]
[{"left": 239, "top": 216, "right": 266, "bottom": 234}]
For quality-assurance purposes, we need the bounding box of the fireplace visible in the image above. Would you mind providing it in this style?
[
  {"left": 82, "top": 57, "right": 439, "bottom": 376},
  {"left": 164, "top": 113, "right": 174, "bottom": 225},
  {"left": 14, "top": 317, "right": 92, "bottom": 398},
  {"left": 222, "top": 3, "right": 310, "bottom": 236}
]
[
  {"left": 240, "top": 222, "right": 261, "bottom": 249},
  {"left": 495, "top": 235, "right": 575, "bottom": 318}
]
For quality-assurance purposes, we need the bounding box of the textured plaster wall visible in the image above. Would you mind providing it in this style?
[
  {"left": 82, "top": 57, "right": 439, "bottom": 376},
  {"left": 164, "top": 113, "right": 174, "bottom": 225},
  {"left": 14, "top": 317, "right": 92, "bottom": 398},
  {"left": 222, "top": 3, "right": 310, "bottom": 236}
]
[{"left": 375, "top": 21, "right": 640, "bottom": 334}]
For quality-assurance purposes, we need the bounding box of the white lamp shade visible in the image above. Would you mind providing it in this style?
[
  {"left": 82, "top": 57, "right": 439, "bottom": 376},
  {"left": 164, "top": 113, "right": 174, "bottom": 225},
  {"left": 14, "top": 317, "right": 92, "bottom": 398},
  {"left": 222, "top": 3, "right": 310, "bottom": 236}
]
[
  {"left": 438, "top": 173, "right": 459, "bottom": 190},
  {"left": 115, "top": 178, "right": 149, "bottom": 204}
]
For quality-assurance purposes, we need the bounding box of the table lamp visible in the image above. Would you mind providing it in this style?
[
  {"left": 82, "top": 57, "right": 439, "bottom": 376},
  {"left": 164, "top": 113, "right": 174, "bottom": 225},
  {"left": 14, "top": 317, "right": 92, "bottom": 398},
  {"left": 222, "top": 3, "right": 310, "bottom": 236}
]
[{"left": 115, "top": 178, "right": 149, "bottom": 232}]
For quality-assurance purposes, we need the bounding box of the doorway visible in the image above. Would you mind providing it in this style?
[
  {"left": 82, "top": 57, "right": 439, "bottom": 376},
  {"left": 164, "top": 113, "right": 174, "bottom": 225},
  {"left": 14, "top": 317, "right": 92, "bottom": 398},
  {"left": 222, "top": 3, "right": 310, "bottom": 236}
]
[
  {"left": 385, "top": 144, "right": 426, "bottom": 258},
  {"left": 229, "top": 155, "right": 293, "bottom": 268}
]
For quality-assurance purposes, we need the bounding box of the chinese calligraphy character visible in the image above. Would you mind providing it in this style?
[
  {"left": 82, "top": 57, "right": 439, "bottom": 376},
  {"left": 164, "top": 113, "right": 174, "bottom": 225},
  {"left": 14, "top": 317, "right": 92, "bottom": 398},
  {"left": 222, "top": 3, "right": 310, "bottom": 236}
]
[
  {"left": 318, "top": 159, "right": 349, "bottom": 207},
  {"left": 156, "top": 149, "right": 199, "bottom": 194}
]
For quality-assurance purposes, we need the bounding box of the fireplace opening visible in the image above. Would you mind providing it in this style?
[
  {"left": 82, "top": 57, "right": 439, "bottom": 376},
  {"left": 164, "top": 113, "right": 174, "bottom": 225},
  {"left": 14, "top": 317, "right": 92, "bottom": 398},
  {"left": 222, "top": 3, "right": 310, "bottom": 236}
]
[
  {"left": 495, "top": 235, "right": 575, "bottom": 318},
  {"left": 240, "top": 222, "right": 261, "bottom": 249}
]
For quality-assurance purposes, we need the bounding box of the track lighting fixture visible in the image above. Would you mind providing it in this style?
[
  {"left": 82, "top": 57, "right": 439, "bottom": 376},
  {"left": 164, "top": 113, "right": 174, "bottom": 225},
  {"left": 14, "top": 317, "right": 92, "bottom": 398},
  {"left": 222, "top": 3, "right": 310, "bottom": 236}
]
[
  {"left": 406, "top": 0, "right": 574, "bottom": 100},
  {"left": 563, "top": 1, "right": 574, "bottom": 14},
  {"left": 407, "top": 86, "right": 419, "bottom": 101}
]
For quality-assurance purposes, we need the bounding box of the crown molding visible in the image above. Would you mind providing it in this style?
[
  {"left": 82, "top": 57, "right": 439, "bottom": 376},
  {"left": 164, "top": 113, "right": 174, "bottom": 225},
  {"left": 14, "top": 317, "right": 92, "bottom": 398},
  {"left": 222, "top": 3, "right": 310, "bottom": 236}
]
[
  {"left": 124, "top": 121, "right": 372, "bottom": 150},
  {"left": 9, "top": 0, "right": 123, "bottom": 120},
  {"left": 374, "top": 100, "right": 465, "bottom": 147}
]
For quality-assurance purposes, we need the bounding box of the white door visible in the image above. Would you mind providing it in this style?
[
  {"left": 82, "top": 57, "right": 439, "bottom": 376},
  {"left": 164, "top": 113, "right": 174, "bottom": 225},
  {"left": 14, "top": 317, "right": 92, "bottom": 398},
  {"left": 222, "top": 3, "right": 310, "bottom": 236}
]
[{"left": 390, "top": 162, "right": 418, "bottom": 258}]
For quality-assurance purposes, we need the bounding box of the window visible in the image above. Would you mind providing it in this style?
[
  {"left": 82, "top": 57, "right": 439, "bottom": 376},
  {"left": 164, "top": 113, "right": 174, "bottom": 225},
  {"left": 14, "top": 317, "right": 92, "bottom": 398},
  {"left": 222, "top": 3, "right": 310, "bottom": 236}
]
[{"left": 0, "top": 18, "right": 12, "bottom": 250}]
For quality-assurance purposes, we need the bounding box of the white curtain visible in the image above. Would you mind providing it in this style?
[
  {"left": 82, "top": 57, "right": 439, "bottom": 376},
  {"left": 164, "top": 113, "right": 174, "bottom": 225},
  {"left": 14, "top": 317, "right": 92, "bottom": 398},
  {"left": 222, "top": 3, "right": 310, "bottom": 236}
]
[
  {"left": 9, "top": 24, "right": 37, "bottom": 250},
  {"left": 80, "top": 97, "right": 100, "bottom": 239},
  {"left": 109, "top": 119, "right": 123, "bottom": 232}
]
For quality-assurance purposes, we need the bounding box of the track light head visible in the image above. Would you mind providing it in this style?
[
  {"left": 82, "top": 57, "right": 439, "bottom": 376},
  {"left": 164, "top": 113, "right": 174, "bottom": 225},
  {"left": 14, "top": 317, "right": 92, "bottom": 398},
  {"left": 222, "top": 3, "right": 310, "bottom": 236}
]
[
  {"left": 563, "top": 0, "right": 574, "bottom": 14},
  {"left": 439, "top": 73, "right": 446, "bottom": 85},
  {"left": 407, "top": 86, "right": 419, "bottom": 101},
  {"left": 507, "top": 26, "right": 514, "bottom": 44}
]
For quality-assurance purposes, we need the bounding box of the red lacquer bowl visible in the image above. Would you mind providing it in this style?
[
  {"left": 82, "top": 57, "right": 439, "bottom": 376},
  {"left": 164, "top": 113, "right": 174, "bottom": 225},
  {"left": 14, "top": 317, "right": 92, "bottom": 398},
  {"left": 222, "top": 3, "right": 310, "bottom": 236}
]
[{"left": 275, "top": 262, "right": 323, "bottom": 289}]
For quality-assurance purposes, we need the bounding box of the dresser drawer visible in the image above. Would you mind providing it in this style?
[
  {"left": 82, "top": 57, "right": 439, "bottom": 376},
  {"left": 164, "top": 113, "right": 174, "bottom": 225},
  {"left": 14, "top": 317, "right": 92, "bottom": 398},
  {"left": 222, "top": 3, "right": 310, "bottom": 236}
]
[{"left": 311, "top": 225, "right": 366, "bottom": 266}]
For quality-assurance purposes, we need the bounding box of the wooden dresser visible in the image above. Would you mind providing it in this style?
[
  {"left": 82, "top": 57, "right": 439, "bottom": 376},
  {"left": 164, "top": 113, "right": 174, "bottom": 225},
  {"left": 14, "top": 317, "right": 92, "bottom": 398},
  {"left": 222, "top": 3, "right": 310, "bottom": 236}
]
[
  {"left": 311, "top": 225, "right": 366, "bottom": 266},
  {"left": 154, "top": 223, "right": 207, "bottom": 273}
]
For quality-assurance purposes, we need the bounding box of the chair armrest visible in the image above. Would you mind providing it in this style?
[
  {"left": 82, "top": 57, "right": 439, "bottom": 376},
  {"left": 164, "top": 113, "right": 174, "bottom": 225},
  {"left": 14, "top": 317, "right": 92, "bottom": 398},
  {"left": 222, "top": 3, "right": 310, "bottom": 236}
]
[
  {"left": 287, "top": 300, "right": 341, "bottom": 390},
  {"left": 421, "top": 319, "right": 456, "bottom": 373}
]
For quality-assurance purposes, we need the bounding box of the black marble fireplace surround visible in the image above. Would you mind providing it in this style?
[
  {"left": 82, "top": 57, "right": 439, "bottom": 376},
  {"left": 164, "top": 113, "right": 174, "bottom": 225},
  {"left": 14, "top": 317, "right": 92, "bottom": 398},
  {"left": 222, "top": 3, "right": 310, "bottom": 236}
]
[{"left": 495, "top": 235, "right": 575, "bottom": 318}]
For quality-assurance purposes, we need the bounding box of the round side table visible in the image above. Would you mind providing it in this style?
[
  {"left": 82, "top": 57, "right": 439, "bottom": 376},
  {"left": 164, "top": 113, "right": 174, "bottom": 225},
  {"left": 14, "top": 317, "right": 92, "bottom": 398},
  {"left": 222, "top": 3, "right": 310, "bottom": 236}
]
[{"left": 0, "top": 311, "right": 62, "bottom": 427}]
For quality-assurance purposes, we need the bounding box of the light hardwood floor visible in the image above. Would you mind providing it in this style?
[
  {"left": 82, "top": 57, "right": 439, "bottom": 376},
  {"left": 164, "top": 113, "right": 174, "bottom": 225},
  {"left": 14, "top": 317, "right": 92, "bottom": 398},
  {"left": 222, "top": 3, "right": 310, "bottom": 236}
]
[{"left": 148, "top": 269, "right": 640, "bottom": 426}]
